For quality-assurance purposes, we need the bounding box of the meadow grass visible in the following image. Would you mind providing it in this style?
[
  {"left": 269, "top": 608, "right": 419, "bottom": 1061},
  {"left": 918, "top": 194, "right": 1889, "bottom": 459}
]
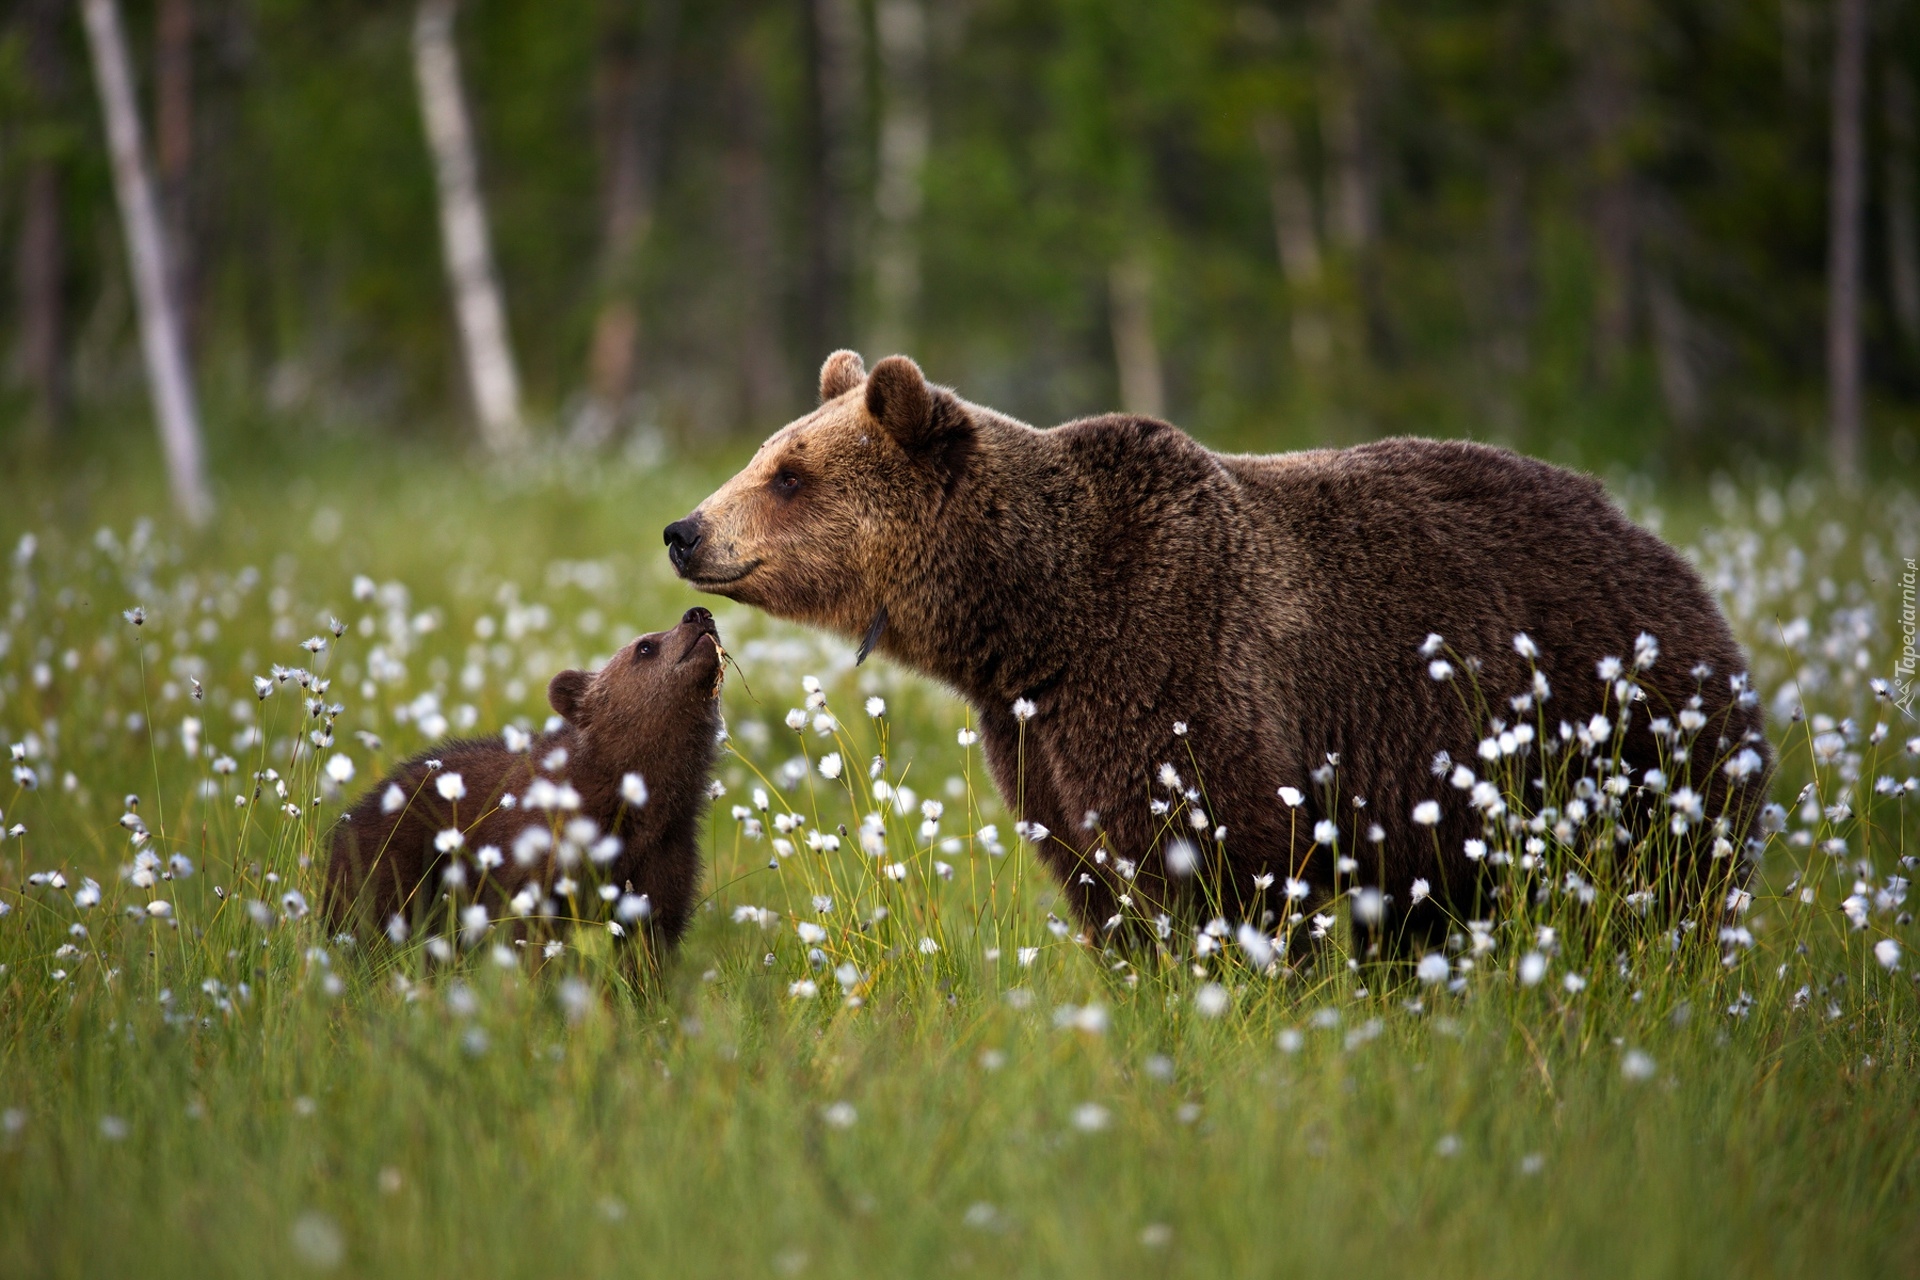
[{"left": 0, "top": 448, "right": 1915, "bottom": 1278}]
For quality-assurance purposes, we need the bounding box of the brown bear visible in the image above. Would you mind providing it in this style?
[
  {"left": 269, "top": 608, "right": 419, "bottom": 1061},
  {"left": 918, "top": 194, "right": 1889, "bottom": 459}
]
[
  {"left": 324, "top": 608, "right": 724, "bottom": 955},
  {"left": 664, "top": 352, "right": 1771, "bottom": 948}
]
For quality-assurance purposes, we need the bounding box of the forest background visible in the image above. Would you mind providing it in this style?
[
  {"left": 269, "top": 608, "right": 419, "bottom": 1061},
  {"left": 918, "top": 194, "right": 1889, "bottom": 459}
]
[{"left": 4, "top": 0, "right": 1918, "bottom": 483}]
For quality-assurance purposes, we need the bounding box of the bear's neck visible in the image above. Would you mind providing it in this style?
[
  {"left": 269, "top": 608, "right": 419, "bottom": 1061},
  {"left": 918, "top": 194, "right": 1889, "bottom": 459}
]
[
  {"left": 540, "top": 721, "right": 711, "bottom": 843},
  {"left": 887, "top": 417, "right": 1098, "bottom": 705}
]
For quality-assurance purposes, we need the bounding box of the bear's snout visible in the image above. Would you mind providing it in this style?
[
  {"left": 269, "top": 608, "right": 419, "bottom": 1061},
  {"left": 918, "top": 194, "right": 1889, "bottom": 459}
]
[{"left": 664, "top": 516, "right": 704, "bottom": 575}]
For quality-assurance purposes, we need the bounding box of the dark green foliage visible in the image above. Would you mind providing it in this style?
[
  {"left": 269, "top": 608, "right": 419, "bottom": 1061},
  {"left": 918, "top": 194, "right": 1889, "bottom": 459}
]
[{"left": 2, "top": 0, "right": 1918, "bottom": 469}]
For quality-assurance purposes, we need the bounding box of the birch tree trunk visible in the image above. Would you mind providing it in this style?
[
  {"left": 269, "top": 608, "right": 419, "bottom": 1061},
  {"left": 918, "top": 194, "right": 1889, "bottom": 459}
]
[
  {"left": 1826, "top": 0, "right": 1868, "bottom": 483},
  {"left": 868, "top": 0, "right": 928, "bottom": 356},
  {"left": 80, "top": 0, "right": 213, "bottom": 526},
  {"left": 414, "top": 0, "right": 526, "bottom": 452}
]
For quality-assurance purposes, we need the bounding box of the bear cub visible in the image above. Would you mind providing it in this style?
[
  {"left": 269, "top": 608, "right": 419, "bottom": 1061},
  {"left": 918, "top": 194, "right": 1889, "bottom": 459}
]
[{"left": 325, "top": 607, "right": 724, "bottom": 955}]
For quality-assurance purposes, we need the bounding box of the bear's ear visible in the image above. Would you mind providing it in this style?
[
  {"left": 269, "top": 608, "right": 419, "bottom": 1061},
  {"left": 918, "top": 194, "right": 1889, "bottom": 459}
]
[
  {"left": 547, "top": 670, "right": 592, "bottom": 726},
  {"left": 865, "top": 355, "right": 935, "bottom": 448},
  {"left": 819, "top": 349, "right": 866, "bottom": 402}
]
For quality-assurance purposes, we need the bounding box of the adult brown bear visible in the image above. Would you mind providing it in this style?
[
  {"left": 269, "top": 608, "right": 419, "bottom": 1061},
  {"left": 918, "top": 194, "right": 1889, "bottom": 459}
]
[{"left": 666, "top": 351, "right": 1770, "bottom": 948}]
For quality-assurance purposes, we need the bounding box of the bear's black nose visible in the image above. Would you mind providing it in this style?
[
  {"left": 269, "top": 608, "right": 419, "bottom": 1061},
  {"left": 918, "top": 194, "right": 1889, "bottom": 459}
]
[
  {"left": 663, "top": 517, "right": 703, "bottom": 574},
  {"left": 682, "top": 607, "right": 713, "bottom": 627}
]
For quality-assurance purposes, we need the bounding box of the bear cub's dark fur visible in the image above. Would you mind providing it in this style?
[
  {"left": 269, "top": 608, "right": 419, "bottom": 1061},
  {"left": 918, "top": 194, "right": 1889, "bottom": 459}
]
[{"left": 324, "top": 608, "right": 724, "bottom": 954}]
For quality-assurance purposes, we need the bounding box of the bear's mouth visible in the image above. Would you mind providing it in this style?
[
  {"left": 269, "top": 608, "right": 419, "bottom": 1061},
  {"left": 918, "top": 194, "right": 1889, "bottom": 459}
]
[
  {"left": 688, "top": 559, "right": 760, "bottom": 588},
  {"left": 676, "top": 629, "right": 719, "bottom": 666}
]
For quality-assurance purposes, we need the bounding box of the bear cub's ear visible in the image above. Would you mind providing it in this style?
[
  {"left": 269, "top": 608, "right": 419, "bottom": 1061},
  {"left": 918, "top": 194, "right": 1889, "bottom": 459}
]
[
  {"left": 819, "top": 349, "right": 866, "bottom": 402},
  {"left": 866, "top": 355, "right": 935, "bottom": 448},
  {"left": 547, "top": 670, "right": 593, "bottom": 726}
]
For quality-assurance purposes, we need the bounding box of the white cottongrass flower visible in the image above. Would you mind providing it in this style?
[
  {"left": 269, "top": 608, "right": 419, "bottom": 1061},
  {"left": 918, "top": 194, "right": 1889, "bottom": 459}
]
[
  {"left": 325, "top": 754, "right": 355, "bottom": 785},
  {"left": 434, "top": 828, "right": 464, "bottom": 853},
  {"left": 919, "top": 936, "right": 940, "bottom": 955},
  {"left": 1562, "top": 971, "right": 1587, "bottom": 994},
  {"left": 253, "top": 676, "right": 273, "bottom": 700},
  {"left": 1277, "top": 786, "right": 1304, "bottom": 808},
  {"left": 1070, "top": 1103, "right": 1111, "bottom": 1132},
  {"left": 620, "top": 773, "right": 648, "bottom": 807},
  {"left": 817, "top": 753, "right": 843, "bottom": 780},
  {"left": 146, "top": 899, "right": 172, "bottom": 918},
  {"left": 1633, "top": 632, "right": 1659, "bottom": 670},
  {"left": 1428, "top": 659, "right": 1455, "bottom": 681},
  {"left": 435, "top": 772, "right": 466, "bottom": 801},
  {"left": 1875, "top": 938, "right": 1902, "bottom": 970},
  {"left": 1420, "top": 633, "right": 1445, "bottom": 656},
  {"left": 1513, "top": 632, "right": 1537, "bottom": 659},
  {"left": 1518, "top": 951, "right": 1547, "bottom": 986},
  {"left": 822, "top": 1102, "right": 857, "bottom": 1129},
  {"left": 1011, "top": 697, "right": 1038, "bottom": 722},
  {"left": 796, "top": 921, "right": 827, "bottom": 944},
  {"left": 862, "top": 697, "right": 885, "bottom": 718},
  {"left": 1054, "top": 1004, "right": 1108, "bottom": 1033},
  {"left": 1313, "top": 819, "right": 1339, "bottom": 845},
  {"left": 1236, "top": 923, "right": 1275, "bottom": 969},
  {"left": 957, "top": 727, "right": 978, "bottom": 746},
  {"left": 1620, "top": 1049, "right": 1657, "bottom": 1081},
  {"left": 1409, "top": 878, "right": 1431, "bottom": 903},
  {"left": 1415, "top": 953, "right": 1449, "bottom": 985},
  {"left": 1412, "top": 800, "right": 1442, "bottom": 826},
  {"left": 788, "top": 979, "right": 820, "bottom": 999},
  {"left": 784, "top": 708, "right": 807, "bottom": 731},
  {"left": 1193, "top": 984, "right": 1230, "bottom": 1018}
]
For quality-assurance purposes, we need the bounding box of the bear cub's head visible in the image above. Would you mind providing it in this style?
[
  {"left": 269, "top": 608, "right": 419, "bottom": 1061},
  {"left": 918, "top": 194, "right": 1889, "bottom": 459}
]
[
  {"left": 664, "top": 351, "right": 974, "bottom": 642},
  {"left": 547, "top": 607, "right": 725, "bottom": 771}
]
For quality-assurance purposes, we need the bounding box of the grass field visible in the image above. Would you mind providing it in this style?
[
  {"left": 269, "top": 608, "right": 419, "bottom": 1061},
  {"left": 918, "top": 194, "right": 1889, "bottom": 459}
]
[{"left": 0, "top": 446, "right": 1916, "bottom": 1278}]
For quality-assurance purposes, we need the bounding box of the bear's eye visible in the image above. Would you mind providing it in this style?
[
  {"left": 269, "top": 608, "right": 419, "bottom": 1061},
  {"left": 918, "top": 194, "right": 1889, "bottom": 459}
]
[
  {"left": 635, "top": 641, "right": 655, "bottom": 660},
  {"left": 771, "top": 469, "right": 802, "bottom": 499}
]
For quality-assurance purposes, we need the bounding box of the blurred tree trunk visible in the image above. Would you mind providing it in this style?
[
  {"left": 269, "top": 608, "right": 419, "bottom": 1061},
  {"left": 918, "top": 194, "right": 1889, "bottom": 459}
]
[
  {"left": 871, "top": 0, "right": 929, "bottom": 358},
  {"left": 1109, "top": 255, "right": 1164, "bottom": 418},
  {"left": 1886, "top": 64, "right": 1920, "bottom": 356},
  {"left": 867, "top": 0, "right": 927, "bottom": 358},
  {"left": 723, "top": 40, "right": 788, "bottom": 425},
  {"left": 581, "top": 0, "right": 678, "bottom": 445},
  {"left": 1323, "top": 0, "right": 1393, "bottom": 369},
  {"left": 16, "top": 0, "right": 69, "bottom": 438},
  {"left": 801, "top": 0, "right": 862, "bottom": 360},
  {"left": 1574, "top": 0, "right": 1640, "bottom": 382},
  {"left": 1253, "top": 113, "right": 1332, "bottom": 365},
  {"left": 1826, "top": 0, "right": 1867, "bottom": 483},
  {"left": 1647, "top": 271, "right": 1702, "bottom": 431},
  {"left": 1324, "top": 0, "right": 1375, "bottom": 256},
  {"left": 155, "top": 0, "right": 195, "bottom": 350},
  {"left": 413, "top": 0, "right": 526, "bottom": 452},
  {"left": 80, "top": 0, "right": 212, "bottom": 525}
]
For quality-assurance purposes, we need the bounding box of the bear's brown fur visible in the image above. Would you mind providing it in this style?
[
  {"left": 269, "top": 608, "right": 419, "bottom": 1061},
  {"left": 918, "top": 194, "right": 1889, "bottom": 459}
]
[
  {"left": 666, "top": 353, "right": 1771, "bottom": 944},
  {"left": 324, "top": 609, "right": 724, "bottom": 953}
]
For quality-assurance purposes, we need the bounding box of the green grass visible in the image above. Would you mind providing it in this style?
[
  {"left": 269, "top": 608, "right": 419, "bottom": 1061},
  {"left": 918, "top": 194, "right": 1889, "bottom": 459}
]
[{"left": 0, "top": 446, "right": 1915, "bottom": 1278}]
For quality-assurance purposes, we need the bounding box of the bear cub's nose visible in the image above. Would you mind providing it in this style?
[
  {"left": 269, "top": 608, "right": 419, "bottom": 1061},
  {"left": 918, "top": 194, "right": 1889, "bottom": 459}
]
[
  {"left": 663, "top": 517, "right": 703, "bottom": 573},
  {"left": 682, "top": 607, "right": 713, "bottom": 627}
]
